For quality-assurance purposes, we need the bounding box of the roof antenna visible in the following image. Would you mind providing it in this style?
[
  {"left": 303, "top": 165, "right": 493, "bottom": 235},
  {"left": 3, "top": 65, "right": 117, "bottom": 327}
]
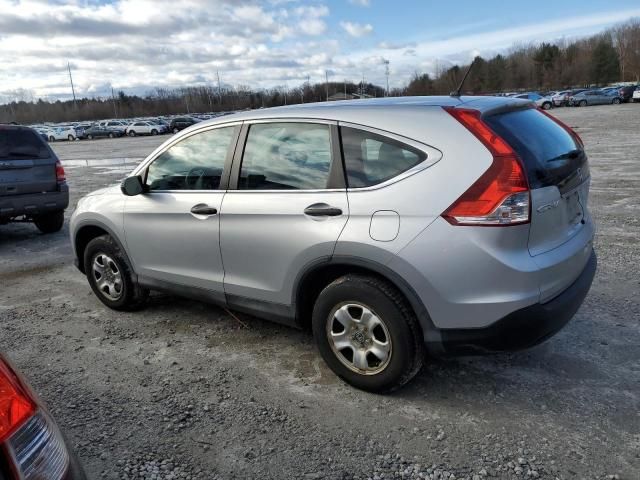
[{"left": 450, "top": 56, "right": 478, "bottom": 98}]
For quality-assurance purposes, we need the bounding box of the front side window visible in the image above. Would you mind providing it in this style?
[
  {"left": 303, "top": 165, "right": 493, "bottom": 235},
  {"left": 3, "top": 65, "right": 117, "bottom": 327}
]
[
  {"left": 239, "top": 123, "right": 332, "bottom": 190},
  {"left": 146, "top": 127, "right": 235, "bottom": 191},
  {"left": 340, "top": 127, "right": 426, "bottom": 188}
]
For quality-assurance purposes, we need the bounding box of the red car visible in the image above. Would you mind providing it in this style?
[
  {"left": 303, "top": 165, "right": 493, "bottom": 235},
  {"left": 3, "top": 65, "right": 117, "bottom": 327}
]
[{"left": 0, "top": 355, "right": 86, "bottom": 479}]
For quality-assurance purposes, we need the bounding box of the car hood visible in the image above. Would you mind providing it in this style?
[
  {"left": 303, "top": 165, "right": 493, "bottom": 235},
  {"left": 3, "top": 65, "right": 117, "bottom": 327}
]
[{"left": 84, "top": 184, "right": 121, "bottom": 197}]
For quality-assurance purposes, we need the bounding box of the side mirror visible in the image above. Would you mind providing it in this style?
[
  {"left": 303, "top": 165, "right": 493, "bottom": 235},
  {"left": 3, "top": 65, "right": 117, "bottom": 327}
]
[{"left": 121, "top": 175, "right": 145, "bottom": 196}]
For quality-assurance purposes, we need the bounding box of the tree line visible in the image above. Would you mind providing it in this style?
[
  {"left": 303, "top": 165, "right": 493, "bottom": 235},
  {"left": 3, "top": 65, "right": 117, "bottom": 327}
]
[{"left": 2, "top": 18, "right": 638, "bottom": 125}]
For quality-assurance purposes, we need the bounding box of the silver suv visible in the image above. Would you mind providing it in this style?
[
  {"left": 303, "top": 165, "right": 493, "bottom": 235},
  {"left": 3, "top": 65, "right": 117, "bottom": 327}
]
[{"left": 70, "top": 96, "right": 596, "bottom": 392}]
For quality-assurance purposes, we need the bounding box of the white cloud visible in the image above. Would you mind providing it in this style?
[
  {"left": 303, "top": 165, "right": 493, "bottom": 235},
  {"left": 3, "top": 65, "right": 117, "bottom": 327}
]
[{"left": 340, "top": 21, "right": 373, "bottom": 37}]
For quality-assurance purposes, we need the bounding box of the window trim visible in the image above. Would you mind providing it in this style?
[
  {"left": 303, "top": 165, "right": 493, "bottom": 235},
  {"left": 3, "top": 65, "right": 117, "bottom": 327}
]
[
  {"left": 134, "top": 122, "right": 242, "bottom": 193},
  {"left": 227, "top": 119, "right": 345, "bottom": 192},
  {"left": 337, "top": 121, "right": 441, "bottom": 191}
]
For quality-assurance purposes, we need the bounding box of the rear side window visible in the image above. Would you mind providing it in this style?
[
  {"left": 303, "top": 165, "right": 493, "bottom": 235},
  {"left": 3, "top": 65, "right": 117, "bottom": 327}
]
[
  {"left": 239, "top": 123, "right": 331, "bottom": 190},
  {"left": 340, "top": 127, "right": 426, "bottom": 188},
  {"left": 146, "top": 126, "right": 235, "bottom": 191},
  {"left": 484, "top": 108, "right": 586, "bottom": 192},
  {"left": 0, "top": 130, "right": 49, "bottom": 159}
]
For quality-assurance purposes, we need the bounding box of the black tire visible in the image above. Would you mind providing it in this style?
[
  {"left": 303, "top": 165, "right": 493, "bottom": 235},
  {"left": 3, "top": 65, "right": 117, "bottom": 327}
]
[
  {"left": 612, "top": 98, "right": 621, "bottom": 105},
  {"left": 151, "top": 129, "right": 158, "bottom": 136},
  {"left": 84, "top": 235, "right": 148, "bottom": 311},
  {"left": 33, "top": 210, "right": 64, "bottom": 234},
  {"left": 109, "top": 132, "right": 114, "bottom": 138},
  {"left": 542, "top": 101, "right": 552, "bottom": 110},
  {"left": 87, "top": 134, "right": 93, "bottom": 140},
  {"left": 579, "top": 100, "right": 587, "bottom": 107},
  {"left": 312, "top": 274, "right": 425, "bottom": 393},
  {"left": 67, "top": 134, "right": 75, "bottom": 141},
  {"left": 129, "top": 131, "right": 136, "bottom": 137},
  {"left": 173, "top": 127, "right": 179, "bottom": 134}
]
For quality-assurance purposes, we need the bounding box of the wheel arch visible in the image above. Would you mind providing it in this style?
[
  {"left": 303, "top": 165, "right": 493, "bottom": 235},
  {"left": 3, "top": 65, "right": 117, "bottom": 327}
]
[
  {"left": 74, "top": 221, "right": 133, "bottom": 276},
  {"left": 294, "top": 256, "right": 439, "bottom": 348}
]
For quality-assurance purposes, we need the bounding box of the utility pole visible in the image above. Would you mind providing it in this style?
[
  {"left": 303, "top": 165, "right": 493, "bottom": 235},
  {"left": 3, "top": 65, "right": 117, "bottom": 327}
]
[
  {"left": 325, "top": 70, "right": 329, "bottom": 101},
  {"left": 216, "top": 71, "right": 222, "bottom": 105},
  {"left": 111, "top": 86, "right": 118, "bottom": 118},
  {"left": 67, "top": 62, "right": 77, "bottom": 109},
  {"left": 384, "top": 60, "right": 390, "bottom": 96}
]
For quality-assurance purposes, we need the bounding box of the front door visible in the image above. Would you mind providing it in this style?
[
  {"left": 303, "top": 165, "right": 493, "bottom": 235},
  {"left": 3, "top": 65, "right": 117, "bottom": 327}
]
[
  {"left": 123, "top": 125, "right": 239, "bottom": 297},
  {"left": 220, "top": 121, "right": 348, "bottom": 312}
]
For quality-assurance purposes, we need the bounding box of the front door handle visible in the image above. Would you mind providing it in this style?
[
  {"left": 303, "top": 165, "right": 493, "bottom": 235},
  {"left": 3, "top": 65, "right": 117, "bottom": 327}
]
[
  {"left": 190, "top": 204, "right": 218, "bottom": 216},
  {"left": 304, "top": 203, "right": 343, "bottom": 217}
]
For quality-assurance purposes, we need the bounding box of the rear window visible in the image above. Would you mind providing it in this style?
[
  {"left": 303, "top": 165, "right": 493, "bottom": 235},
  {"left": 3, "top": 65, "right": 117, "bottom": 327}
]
[
  {"left": 484, "top": 108, "right": 587, "bottom": 192},
  {"left": 0, "top": 129, "right": 49, "bottom": 159}
]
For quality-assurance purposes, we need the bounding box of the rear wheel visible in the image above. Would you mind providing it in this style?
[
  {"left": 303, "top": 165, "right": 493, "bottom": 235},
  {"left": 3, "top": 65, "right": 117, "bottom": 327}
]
[
  {"left": 129, "top": 131, "right": 136, "bottom": 137},
  {"left": 612, "top": 98, "right": 621, "bottom": 105},
  {"left": 579, "top": 100, "right": 587, "bottom": 107},
  {"left": 84, "top": 235, "right": 148, "bottom": 310},
  {"left": 542, "top": 101, "right": 552, "bottom": 110},
  {"left": 87, "top": 134, "right": 93, "bottom": 140},
  {"left": 108, "top": 132, "right": 115, "bottom": 138},
  {"left": 33, "top": 210, "right": 64, "bottom": 234},
  {"left": 67, "top": 134, "right": 75, "bottom": 141},
  {"left": 151, "top": 129, "right": 158, "bottom": 136},
  {"left": 312, "top": 275, "right": 425, "bottom": 393}
]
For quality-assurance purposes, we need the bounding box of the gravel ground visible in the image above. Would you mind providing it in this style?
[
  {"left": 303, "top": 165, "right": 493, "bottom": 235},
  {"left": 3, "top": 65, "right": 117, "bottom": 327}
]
[{"left": 0, "top": 105, "right": 638, "bottom": 480}]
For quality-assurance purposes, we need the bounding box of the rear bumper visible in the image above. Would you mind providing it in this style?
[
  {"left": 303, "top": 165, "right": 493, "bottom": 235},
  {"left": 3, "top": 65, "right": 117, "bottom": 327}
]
[
  {"left": 436, "top": 249, "right": 596, "bottom": 355},
  {"left": 0, "top": 187, "right": 69, "bottom": 219}
]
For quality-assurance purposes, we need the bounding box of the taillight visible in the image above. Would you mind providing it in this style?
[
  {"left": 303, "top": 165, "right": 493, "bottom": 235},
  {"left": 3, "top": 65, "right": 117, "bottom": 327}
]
[
  {"left": 537, "top": 107, "right": 584, "bottom": 148},
  {"left": 55, "top": 160, "right": 66, "bottom": 183},
  {"left": 442, "top": 107, "right": 530, "bottom": 226},
  {"left": 0, "top": 358, "right": 70, "bottom": 480}
]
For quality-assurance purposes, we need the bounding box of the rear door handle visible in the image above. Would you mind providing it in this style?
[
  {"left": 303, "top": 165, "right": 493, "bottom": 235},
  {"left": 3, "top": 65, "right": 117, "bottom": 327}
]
[
  {"left": 190, "top": 204, "right": 218, "bottom": 216},
  {"left": 304, "top": 203, "right": 343, "bottom": 217}
]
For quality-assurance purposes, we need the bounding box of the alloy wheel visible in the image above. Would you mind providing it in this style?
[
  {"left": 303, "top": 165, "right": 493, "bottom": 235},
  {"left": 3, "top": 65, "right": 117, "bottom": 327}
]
[{"left": 92, "top": 253, "right": 123, "bottom": 301}]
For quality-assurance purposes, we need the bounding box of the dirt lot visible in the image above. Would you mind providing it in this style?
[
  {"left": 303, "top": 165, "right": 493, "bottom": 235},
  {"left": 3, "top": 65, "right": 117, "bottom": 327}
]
[{"left": 0, "top": 105, "right": 638, "bottom": 480}]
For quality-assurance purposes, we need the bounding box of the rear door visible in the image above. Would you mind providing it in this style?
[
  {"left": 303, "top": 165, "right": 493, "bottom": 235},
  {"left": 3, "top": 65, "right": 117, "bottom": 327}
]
[
  {"left": 0, "top": 128, "right": 57, "bottom": 196},
  {"left": 484, "top": 108, "right": 590, "bottom": 256},
  {"left": 220, "top": 120, "right": 348, "bottom": 310}
]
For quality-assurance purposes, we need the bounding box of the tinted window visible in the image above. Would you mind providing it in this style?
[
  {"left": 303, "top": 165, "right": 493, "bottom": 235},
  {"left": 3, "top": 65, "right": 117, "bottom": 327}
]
[
  {"left": 146, "top": 127, "right": 235, "bottom": 191},
  {"left": 340, "top": 127, "right": 426, "bottom": 188},
  {"left": 0, "top": 129, "right": 49, "bottom": 159},
  {"left": 485, "top": 108, "right": 587, "bottom": 193},
  {"left": 239, "top": 123, "right": 331, "bottom": 190}
]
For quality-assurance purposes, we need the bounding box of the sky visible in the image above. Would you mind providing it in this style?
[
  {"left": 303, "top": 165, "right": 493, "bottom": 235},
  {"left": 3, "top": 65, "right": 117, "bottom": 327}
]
[{"left": 1, "top": 0, "right": 639, "bottom": 103}]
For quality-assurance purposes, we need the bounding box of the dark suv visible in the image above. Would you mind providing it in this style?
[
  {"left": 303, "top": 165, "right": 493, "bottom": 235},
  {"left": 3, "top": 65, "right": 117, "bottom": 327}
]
[
  {"left": 169, "top": 116, "right": 198, "bottom": 134},
  {"left": 618, "top": 85, "right": 637, "bottom": 103},
  {"left": 0, "top": 125, "right": 68, "bottom": 233}
]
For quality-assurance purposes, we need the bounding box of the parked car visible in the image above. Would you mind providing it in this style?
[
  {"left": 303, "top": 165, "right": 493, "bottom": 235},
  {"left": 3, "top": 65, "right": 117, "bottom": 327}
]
[
  {"left": 71, "top": 96, "right": 596, "bottom": 392},
  {"left": 73, "top": 124, "right": 92, "bottom": 139},
  {"left": 82, "top": 124, "right": 124, "bottom": 140},
  {"left": 513, "top": 92, "right": 553, "bottom": 109},
  {"left": 632, "top": 88, "right": 640, "bottom": 103},
  {"left": 569, "top": 89, "right": 622, "bottom": 106},
  {"left": 551, "top": 90, "right": 572, "bottom": 107},
  {"left": 0, "top": 353, "right": 86, "bottom": 479},
  {"left": 617, "top": 85, "right": 637, "bottom": 103},
  {"left": 125, "top": 121, "right": 163, "bottom": 137},
  {"left": 42, "top": 125, "right": 77, "bottom": 142},
  {"left": 98, "top": 120, "right": 128, "bottom": 134},
  {"left": 1, "top": 125, "right": 68, "bottom": 233},
  {"left": 169, "top": 116, "right": 199, "bottom": 134}
]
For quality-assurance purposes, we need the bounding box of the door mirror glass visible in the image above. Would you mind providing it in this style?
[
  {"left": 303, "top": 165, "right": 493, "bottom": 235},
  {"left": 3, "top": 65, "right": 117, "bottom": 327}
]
[{"left": 121, "top": 175, "right": 145, "bottom": 196}]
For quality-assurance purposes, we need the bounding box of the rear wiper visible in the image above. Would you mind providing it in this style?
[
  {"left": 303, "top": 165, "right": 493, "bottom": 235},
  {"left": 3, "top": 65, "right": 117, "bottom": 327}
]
[{"left": 546, "top": 149, "right": 582, "bottom": 163}]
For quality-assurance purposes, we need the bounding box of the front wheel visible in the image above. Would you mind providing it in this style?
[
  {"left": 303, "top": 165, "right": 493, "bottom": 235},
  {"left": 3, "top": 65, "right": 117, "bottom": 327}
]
[
  {"left": 612, "top": 98, "right": 621, "bottom": 105},
  {"left": 128, "top": 131, "right": 136, "bottom": 137},
  {"left": 542, "top": 102, "right": 552, "bottom": 110},
  {"left": 579, "top": 100, "right": 587, "bottom": 107},
  {"left": 151, "top": 129, "right": 158, "bottom": 136},
  {"left": 87, "top": 134, "right": 93, "bottom": 140},
  {"left": 67, "top": 134, "right": 75, "bottom": 141},
  {"left": 108, "top": 132, "right": 115, "bottom": 138},
  {"left": 312, "top": 275, "right": 425, "bottom": 393},
  {"left": 33, "top": 210, "right": 64, "bottom": 234},
  {"left": 84, "top": 235, "right": 148, "bottom": 311}
]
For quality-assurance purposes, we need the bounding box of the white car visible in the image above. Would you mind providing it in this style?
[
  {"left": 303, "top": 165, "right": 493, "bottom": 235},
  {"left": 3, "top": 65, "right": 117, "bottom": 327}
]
[
  {"left": 41, "top": 125, "right": 77, "bottom": 142},
  {"left": 125, "top": 121, "right": 163, "bottom": 137},
  {"left": 513, "top": 93, "right": 553, "bottom": 110},
  {"left": 632, "top": 89, "right": 640, "bottom": 103}
]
